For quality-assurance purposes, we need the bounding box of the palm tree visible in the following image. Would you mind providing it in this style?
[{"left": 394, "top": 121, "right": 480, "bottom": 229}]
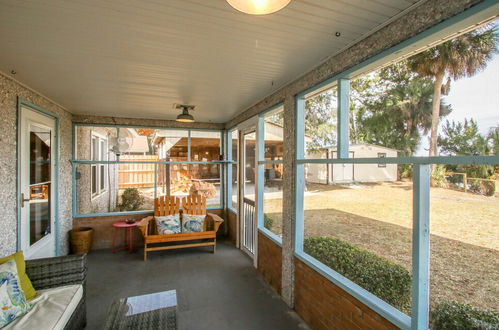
[{"left": 407, "top": 25, "right": 498, "bottom": 157}]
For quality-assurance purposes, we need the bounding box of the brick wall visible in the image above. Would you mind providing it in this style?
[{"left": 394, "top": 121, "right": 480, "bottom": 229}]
[
  {"left": 294, "top": 258, "right": 398, "bottom": 330},
  {"left": 227, "top": 209, "right": 237, "bottom": 245},
  {"left": 73, "top": 208, "right": 225, "bottom": 250},
  {"left": 257, "top": 231, "right": 282, "bottom": 294}
]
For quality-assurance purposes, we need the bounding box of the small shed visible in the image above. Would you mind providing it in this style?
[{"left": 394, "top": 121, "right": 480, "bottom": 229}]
[{"left": 306, "top": 144, "right": 398, "bottom": 184}]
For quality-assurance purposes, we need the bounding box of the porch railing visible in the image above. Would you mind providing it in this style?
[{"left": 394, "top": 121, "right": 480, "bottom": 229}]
[{"left": 242, "top": 197, "right": 255, "bottom": 254}]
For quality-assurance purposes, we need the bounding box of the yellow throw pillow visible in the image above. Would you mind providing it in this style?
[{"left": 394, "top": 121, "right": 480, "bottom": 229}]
[{"left": 0, "top": 251, "right": 37, "bottom": 300}]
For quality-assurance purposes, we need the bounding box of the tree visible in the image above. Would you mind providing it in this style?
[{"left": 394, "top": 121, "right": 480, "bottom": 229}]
[
  {"left": 438, "top": 119, "right": 491, "bottom": 156},
  {"left": 407, "top": 25, "right": 498, "bottom": 157},
  {"left": 353, "top": 62, "right": 450, "bottom": 155},
  {"left": 305, "top": 89, "right": 337, "bottom": 149},
  {"left": 438, "top": 118, "right": 495, "bottom": 179}
]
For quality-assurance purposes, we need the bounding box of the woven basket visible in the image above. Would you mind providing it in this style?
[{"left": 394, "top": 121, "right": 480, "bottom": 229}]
[{"left": 70, "top": 227, "right": 94, "bottom": 255}]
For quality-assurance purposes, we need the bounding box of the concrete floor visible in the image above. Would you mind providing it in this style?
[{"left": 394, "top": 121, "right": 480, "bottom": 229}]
[{"left": 86, "top": 241, "right": 308, "bottom": 330}]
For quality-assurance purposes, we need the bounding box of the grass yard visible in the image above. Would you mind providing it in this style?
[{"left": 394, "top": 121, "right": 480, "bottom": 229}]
[{"left": 264, "top": 181, "right": 499, "bottom": 312}]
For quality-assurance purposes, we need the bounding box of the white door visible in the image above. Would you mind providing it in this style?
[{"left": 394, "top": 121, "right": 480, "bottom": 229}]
[
  {"left": 19, "top": 106, "right": 57, "bottom": 259},
  {"left": 239, "top": 130, "right": 256, "bottom": 258},
  {"left": 331, "top": 151, "right": 354, "bottom": 183}
]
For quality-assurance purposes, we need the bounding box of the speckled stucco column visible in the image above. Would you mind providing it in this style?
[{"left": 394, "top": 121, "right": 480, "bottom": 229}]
[{"left": 281, "top": 94, "right": 296, "bottom": 307}]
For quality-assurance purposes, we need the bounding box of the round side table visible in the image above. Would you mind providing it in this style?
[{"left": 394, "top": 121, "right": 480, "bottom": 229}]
[{"left": 112, "top": 221, "right": 138, "bottom": 253}]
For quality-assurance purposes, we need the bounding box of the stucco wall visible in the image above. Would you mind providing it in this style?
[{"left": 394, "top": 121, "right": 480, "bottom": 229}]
[
  {"left": 76, "top": 126, "right": 118, "bottom": 214},
  {"left": 0, "top": 72, "right": 73, "bottom": 256}
]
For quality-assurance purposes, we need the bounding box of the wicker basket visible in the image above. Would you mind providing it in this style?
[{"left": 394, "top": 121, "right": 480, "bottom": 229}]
[{"left": 70, "top": 227, "right": 94, "bottom": 255}]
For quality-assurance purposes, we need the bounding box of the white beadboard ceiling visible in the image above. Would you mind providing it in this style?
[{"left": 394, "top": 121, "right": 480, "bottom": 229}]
[{"left": 0, "top": 0, "right": 422, "bottom": 123}]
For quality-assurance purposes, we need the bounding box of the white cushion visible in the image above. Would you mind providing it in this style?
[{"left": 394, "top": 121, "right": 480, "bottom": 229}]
[{"left": 4, "top": 284, "right": 82, "bottom": 330}]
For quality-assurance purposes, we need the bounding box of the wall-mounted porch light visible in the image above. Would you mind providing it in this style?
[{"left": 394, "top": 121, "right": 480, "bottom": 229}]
[
  {"left": 175, "top": 104, "right": 195, "bottom": 123},
  {"left": 226, "top": 0, "right": 291, "bottom": 15}
]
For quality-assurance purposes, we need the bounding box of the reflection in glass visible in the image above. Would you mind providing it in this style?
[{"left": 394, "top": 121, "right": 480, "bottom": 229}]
[
  {"left": 30, "top": 127, "right": 51, "bottom": 185},
  {"left": 29, "top": 124, "right": 52, "bottom": 246}
]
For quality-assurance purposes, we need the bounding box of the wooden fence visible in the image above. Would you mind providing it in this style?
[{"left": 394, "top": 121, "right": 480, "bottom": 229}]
[
  {"left": 446, "top": 172, "right": 497, "bottom": 196},
  {"left": 118, "top": 155, "right": 158, "bottom": 188}
]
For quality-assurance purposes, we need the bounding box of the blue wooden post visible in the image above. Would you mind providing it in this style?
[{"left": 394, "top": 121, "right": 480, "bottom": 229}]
[
  {"left": 412, "top": 164, "right": 431, "bottom": 330},
  {"left": 337, "top": 78, "right": 350, "bottom": 159},
  {"left": 256, "top": 116, "right": 265, "bottom": 229},
  {"left": 294, "top": 95, "right": 306, "bottom": 253}
]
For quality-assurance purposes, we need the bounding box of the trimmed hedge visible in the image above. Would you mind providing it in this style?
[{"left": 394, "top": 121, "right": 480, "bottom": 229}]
[
  {"left": 264, "top": 214, "right": 274, "bottom": 230},
  {"left": 431, "top": 301, "right": 499, "bottom": 330},
  {"left": 304, "top": 236, "right": 411, "bottom": 313}
]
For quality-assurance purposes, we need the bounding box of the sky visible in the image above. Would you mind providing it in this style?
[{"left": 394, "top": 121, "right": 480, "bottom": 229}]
[{"left": 415, "top": 53, "right": 499, "bottom": 155}]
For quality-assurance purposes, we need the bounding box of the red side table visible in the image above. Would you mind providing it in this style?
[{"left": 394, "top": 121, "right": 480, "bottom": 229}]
[{"left": 112, "top": 221, "right": 138, "bottom": 253}]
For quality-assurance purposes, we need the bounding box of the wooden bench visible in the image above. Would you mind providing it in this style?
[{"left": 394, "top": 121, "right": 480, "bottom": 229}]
[{"left": 137, "top": 195, "right": 224, "bottom": 261}]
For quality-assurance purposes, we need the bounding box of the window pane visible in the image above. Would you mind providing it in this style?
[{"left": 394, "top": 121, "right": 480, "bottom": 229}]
[
  {"left": 305, "top": 87, "right": 337, "bottom": 157},
  {"left": 156, "top": 164, "right": 221, "bottom": 208},
  {"left": 190, "top": 131, "right": 221, "bottom": 161},
  {"left": 230, "top": 130, "right": 239, "bottom": 210},
  {"left": 154, "top": 130, "right": 188, "bottom": 161},
  {"left": 351, "top": 20, "right": 498, "bottom": 158},
  {"left": 76, "top": 126, "right": 116, "bottom": 160},
  {"left": 91, "top": 165, "right": 97, "bottom": 195},
  {"left": 429, "top": 163, "right": 498, "bottom": 324},
  {"left": 78, "top": 164, "right": 152, "bottom": 214},
  {"left": 264, "top": 109, "right": 284, "bottom": 160},
  {"left": 263, "top": 175, "right": 282, "bottom": 237},
  {"left": 91, "top": 137, "right": 99, "bottom": 161},
  {"left": 100, "top": 165, "right": 105, "bottom": 190},
  {"left": 301, "top": 162, "right": 413, "bottom": 315}
]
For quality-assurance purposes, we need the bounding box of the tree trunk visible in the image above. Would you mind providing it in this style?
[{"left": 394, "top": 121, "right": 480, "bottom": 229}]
[{"left": 429, "top": 71, "right": 445, "bottom": 158}]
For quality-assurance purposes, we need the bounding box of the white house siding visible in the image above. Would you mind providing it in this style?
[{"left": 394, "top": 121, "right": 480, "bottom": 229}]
[
  {"left": 347, "top": 145, "right": 397, "bottom": 183},
  {"left": 306, "top": 145, "right": 398, "bottom": 184}
]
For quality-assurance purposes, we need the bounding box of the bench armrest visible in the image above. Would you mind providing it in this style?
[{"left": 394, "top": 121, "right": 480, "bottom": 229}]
[
  {"left": 206, "top": 213, "right": 224, "bottom": 233},
  {"left": 25, "top": 254, "right": 87, "bottom": 291},
  {"left": 137, "top": 216, "right": 154, "bottom": 238}
]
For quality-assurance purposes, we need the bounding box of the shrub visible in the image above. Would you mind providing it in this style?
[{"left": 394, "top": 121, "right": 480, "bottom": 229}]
[
  {"left": 431, "top": 164, "right": 449, "bottom": 188},
  {"left": 431, "top": 301, "right": 499, "bottom": 330},
  {"left": 264, "top": 214, "right": 273, "bottom": 230},
  {"left": 304, "top": 236, "right": 411, "bottom": 313},
  {"left": 398, "top": 164, "right": 413, "bottom": 180},
  {"left": 119, "top": 188, "right": 144, "bottom": 211}
]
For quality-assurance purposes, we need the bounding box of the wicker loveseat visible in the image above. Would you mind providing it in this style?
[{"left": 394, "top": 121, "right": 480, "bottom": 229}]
[{"left": 19, "top": 254, "right": 87, "bottom": 330}]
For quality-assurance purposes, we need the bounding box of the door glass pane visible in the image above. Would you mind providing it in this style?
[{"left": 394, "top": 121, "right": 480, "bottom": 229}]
[
  {"left": 29, "top": 124, "right": 52, "bottom": 246},
  {"left": 30, "top": 125, "right": 51, "bottom": 184}
]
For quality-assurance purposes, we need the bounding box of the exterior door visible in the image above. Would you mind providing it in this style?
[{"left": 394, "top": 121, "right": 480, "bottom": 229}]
[
  {"left": 331, "top": 151, "right": 354, "bottom": 183},
  {"left": 19, "top": 106, "right": 57, "bottom": 259},
  {"left": 240, "top": 130, "right": 256, "bottom": 257}
]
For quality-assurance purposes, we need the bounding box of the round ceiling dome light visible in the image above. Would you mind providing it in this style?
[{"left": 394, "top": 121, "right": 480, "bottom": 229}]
[{"left": 226, "top": 0, "right": 291, "bottom": 15}]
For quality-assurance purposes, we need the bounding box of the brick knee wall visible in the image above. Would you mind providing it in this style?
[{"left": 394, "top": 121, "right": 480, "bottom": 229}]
[
  {"left": 257, "top": 231, "right": 282, "bottom": 294},
  {"left": 294, "top": 258, "right": 399, "bottom": 330}
]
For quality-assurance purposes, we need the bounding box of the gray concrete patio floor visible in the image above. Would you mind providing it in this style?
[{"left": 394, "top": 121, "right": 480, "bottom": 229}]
[{"left": 86, "top": 240, "right": 308, "bottom": 330}]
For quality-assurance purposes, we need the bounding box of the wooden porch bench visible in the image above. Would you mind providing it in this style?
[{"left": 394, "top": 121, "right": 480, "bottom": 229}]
[{"left": 137, "top": 195, "right": 224, "bottom": 261}]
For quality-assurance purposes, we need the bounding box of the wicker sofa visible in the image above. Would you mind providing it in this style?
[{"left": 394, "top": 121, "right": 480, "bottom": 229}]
[{"left": 20, "top": 254, "right": 87, "bottom": 330}]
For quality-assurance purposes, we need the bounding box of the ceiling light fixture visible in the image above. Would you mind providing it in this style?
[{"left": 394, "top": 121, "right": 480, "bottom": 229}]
[
  {"left": 175, "top": 104, "right": 195, "bottom": 123},
  {"left": 226, "top": 0, "right": 291, "bottom": 15}
]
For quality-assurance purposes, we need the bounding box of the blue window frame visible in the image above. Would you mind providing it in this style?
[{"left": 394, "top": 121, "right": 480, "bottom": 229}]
[{"left": 72, "top": 124, "right": 225, "bottom": 218}]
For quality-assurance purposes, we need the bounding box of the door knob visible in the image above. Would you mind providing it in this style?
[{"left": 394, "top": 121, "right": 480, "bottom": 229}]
[{"left": 21, "top": 193, "right": 30, "bottom": 208}]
